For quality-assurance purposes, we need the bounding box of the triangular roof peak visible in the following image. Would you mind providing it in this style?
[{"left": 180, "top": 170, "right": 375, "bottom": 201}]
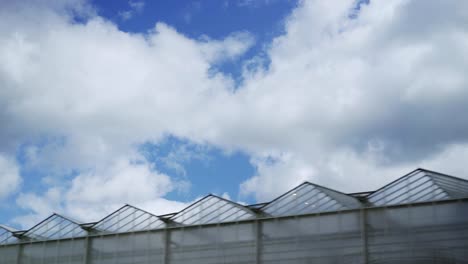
[
  {"left": 52, "top": 212, "right": 83, "bottom": 225},
  {"left": 0, "top": 224, "right": 20, "bottom": 245},
  {"left": 261, "top": 181, "right": 362, "bottom": 216},
  {"left": 91, "top": 204, "right": 165, "bottom": 233},
  {"left": 367, "top": 168, "right": 468, "bottom": 206},
  {"left": 0, "top": 224, "right": 17, "bottom": 233},
  {"left": 23, "top": 213, "right": 86, "bottom": 241},
  {"left": 170, "top": 194, "right": 256, "bottom": 225}
]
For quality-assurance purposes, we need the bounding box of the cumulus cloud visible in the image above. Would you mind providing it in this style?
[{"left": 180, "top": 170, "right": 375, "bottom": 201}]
[
  {"left": 0, "top": 0, "right": 250, "bottom": 227},
  {"left": 1, "top": 0, "right": 468, "bottom": 225},
  {"left": 241, "top": 143, "right": 468, "bottom": 202},
  {"left": 0, "top": 3, "right": 249, "bottom": 158},
  {"left": 200, "top": 31, "right": 255, "bottom": 64},
  {"left": 0, "top": 154, "right": 21, "bottom": 200},
  {"left": 236, "top": 0, "right": 468, "bottom": 199},
  {"left": 14, "top": 156, "right": 190, "bottom": 227},
  {"left": 118, "top": 0, "right": 145, "bottom": 21}
]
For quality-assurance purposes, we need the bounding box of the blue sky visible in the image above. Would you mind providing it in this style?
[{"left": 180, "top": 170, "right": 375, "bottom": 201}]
[
  {"left": 93, "top": 0, "right": 298, "bottom": 83},
  {"left": 1, "top": 0, "right": 468, "bottom": 228},
  {"left": 86, "top": 0, "right": 297, "bottom": 202},
  {"left": 138, "top": 137, "right": 256, "bottom": 202},
  {"left": 0, "top": 0, "right": 299, "bottom": 226}
]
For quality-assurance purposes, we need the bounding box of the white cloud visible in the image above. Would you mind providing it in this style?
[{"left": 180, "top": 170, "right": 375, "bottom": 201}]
[
  {"left": 241, "top": 143, "right": 468, "bottom": 202},
  {"left": 118, "top": 0, "right": 145, "bottom": 21},
  {"left": 1, "top": 0, "right": 468, "bottom": 225},
  {"left": 66, "top": 158, "right": 172, "bottom": 205},
  {"left": 129, "top": 0, "right": 145, "bottom": 12},
  {"left": 153, "top": 142, "right": 211, "bottom": 176},
  {"left": 0, "top": 154, "right": 21, "bottom": 200},
  {"left": 235, "top": 0, "right": 468, "bottom": 199},
  {"left": 200, "top": 31, "right": 255, "bottom": 63},
  {"left": 0, "top": 3, "right": 251, "bottom": 171},
  {"left": 14, "top": 155, "right": 190, "bottom": 228},
  {"left": 15, "top": 188, "right": 62, "bottom": 227},
  {"left": 0, "top": 0, "right": 252, "bottom": 226}
]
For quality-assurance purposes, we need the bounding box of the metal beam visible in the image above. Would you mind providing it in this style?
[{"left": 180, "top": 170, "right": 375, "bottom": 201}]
[
  {"left": 5, "top": 197, "right": 468, "bottom": 247},
  {"left": 163, "top": 229, "right": 171, "bottom": 264},
  {"left": 83, "top": 236, "right": 91, "bottom": 264},
  {"left": 255, "top": 220, "right": 262, "bottom": 264},
  {"left": 360, "top": 209, "right": 369, "bottom": 264},
  {"left": 16, "top": 243, "right": 22, "bottom": 264}
]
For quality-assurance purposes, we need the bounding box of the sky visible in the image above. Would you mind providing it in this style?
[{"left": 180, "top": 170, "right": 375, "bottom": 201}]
[{"left": 1, "top": 0, "right": 468, "bottom": 229}]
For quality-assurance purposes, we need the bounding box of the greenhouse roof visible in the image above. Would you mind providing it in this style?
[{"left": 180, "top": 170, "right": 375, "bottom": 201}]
[
  {"left": 367, "top": 169, "right": 468, "bottom": 206},
  {"left": 21, "top": 213, "right": 86, "bottom": 241},
  {"left": 261, "top": 182, "right": 362, "bottom": 216},
  {"left": 0, "top": 225, "right": 19, "bottom": 245},
  {"left": 91, "top": 204, "right": 165, "bottom": 233},
  {"left": 170, "top": 194, "right": 256, "bottom": 225},
  {"left": 1, "top": 168, "right": 467, "bottom": 244}
]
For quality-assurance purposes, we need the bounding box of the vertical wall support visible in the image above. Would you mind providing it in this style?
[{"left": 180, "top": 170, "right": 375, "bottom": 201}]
[
  {"left": 163, "top": 229, "right": 171, "bottom": 264},
  {"left": 16, "top": 243, "right": 23, "bottom": 264},
  {"left": 83, "top": 236, "right": 91, "bottom": 264},
  {"left": 255, "top": 220, "right": 262, "bottom": 264},
  {"left": 360, "top": 208, "right": 369, "bottom": 264}
]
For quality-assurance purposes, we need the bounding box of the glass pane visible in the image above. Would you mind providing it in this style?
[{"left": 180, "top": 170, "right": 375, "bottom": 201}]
[
  {"left": 262, "top": 183, "right": 361, "bottom": 216},
  {"left": 0, "top": 226, "right": 19, "bottom": 244},
  {"left": 24, "top": 214, "right": 86, "bottom": 240},
  {"left": 367, "top": 170, "right": 468, "bottom": 206},
  {"left": 171, "top": 195, "right": 255, "bottom": 225},
  {"left": 92, "top": 205, "right": 165, "bottom": 233}
]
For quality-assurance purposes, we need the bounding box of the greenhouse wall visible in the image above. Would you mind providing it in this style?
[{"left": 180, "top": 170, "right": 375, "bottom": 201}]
[{"left": 1, "top": 198, "right": 467, "bottom": 264}]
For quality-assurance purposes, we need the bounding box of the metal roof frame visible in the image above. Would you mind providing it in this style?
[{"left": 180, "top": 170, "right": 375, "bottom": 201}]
[
  {"left": 367, "top": 168, "right": 468, "bottom": 206},
  {"left": 169, "top": 194, "right": 257, "bottom": 225},
  {"left": 260, "top": 181, "right": 362, "bottom": 217},
  {"left": 0, "top": 225, "right": 19, "bottom": 245},
  {"left": 1, "top": 168, "right": 467, "bottom": 244},
  {"left": 21, "top": 213, "right": 87, "bottom": 241},
  {"left": 91, "top": 204, "right": 166, "bottom": 233}
]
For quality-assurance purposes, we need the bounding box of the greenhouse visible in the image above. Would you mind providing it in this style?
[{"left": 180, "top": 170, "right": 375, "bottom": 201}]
[{"left": 0, "top": 168, "right": 467, "bottom": 263}]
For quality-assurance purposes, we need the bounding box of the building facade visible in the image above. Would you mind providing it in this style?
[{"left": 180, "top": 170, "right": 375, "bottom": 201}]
[{"left": 1, "top": 168, "right": 467, "bottom": 263}]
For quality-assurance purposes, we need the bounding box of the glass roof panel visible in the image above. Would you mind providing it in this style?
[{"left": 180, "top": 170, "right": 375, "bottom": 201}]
[
  {"left": 23, "top": 214, "right": 86, "bottom": 240},
  {"left": 430, "top": 173, "right": 468, "bottom": 198},
  {"left": 262, "top": 182, "right": 362, "bottom": 217},
  {"left": 171, "top": 195, "right": 256, "bottom": 225},
  {"left": 92, "top": 204, "right": 165, "bottom": 233},
  {"left": 366, "top": 169, "right": 468, "bottom": 206},
  {"left": 0, "top": 225, "right": 19, "bottom": 245}
]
